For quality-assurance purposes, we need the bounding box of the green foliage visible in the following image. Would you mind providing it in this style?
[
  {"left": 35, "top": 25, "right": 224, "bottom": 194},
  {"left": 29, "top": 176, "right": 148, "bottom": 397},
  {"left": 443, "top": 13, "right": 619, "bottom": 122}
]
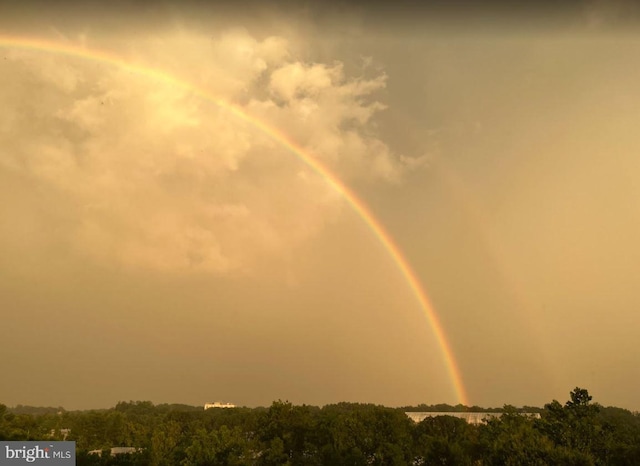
[
  {"left": 314, "top": 403, "right": 413, "bottom": 465},
  {"left": 182, "top": 425, "right": 251, "bottom": 466},
  {"left": 9, "top": 405, "right": 65, "bottom": 416},
  {"left": 413, "top": 415, "right": 476, "bottom": 464},
  {"left": 536, "top": 387, "right": 602, "bottom": 463},
  {"left": 479, "top": 405, "right": 560, "bottom": 465},
  {"left": 3, "top": 388, "right": 640, "bottom": 465}
]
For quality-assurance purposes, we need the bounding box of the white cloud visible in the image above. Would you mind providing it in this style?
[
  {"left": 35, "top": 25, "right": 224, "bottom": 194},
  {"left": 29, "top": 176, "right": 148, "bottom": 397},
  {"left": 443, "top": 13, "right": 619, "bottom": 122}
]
[
  {"left": 0, "top": 28, "right": 419, "bottom": 274},
  {"left": 269, "top": 62, "right": 340, "bottom": 101}
]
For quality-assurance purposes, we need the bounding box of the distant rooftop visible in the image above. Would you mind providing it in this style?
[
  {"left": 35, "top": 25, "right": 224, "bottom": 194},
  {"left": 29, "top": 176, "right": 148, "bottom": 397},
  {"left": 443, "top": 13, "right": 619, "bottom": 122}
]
[
  {"left": 406, "top": 412, "right": 541, "bottom": 425},
  {"left": 204, "top": 402, "right": 236, "bottom": 409},
  {"left": 88, "top": 447, "right": 141, "bottom": 457}
]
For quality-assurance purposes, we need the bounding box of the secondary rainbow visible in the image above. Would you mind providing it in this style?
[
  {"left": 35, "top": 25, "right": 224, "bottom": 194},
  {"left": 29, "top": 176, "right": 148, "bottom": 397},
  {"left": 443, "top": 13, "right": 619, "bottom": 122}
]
[{"left": 0, "top": 35, "right": 469, "bottom": 406}]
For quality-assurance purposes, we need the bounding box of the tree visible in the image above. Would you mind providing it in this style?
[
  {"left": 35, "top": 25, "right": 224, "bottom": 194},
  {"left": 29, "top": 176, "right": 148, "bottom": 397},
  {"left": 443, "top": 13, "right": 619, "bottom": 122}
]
[
  {"left": 314, "top": 403, "right": 413, "bottom": 465},
  {"left": 150, "top": 420, "right": 182, "bottom": 466},
  {"left": 255, "top": 400, "right": 320, "bottom": 465},
  {"left": 536, "top": 388, "right": 603, "bottom": 464},
  {"left": 181, "top": 425, "right": 251, "bottom": 466},
  {"left": 412, "top": 415, "right": 476, "bottom": 465},
  {"left": 478, "top": 405, "right": 557, "bottom": 465}
]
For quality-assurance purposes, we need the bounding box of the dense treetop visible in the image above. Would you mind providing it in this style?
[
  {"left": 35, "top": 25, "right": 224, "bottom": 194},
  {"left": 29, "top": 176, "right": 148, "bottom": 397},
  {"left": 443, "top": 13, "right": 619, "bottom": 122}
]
[{"left": 2, "top": 388, "right": 640, "bottom": 465}]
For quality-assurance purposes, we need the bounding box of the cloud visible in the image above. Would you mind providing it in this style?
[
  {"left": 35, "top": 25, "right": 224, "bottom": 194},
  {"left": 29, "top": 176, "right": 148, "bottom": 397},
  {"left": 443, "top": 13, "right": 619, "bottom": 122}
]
[{"left": 0, "top": 28, "right": 419, "bottom": 275}]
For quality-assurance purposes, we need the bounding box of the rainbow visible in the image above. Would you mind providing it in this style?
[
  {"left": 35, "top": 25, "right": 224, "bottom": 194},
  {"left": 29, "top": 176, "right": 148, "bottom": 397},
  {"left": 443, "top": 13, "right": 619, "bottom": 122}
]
[{"left": 0, "top": 35, "right": 469, "bottom": 405}]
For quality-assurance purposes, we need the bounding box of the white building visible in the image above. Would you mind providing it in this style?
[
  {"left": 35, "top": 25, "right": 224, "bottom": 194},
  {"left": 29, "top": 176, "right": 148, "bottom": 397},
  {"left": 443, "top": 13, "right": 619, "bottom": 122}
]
[
  {"left": 405, "top": 412, "right": 541, "bottom": 425},
  {"left": 204, "top": 402, "right": 236, "bottom": 409},
  {"left": 88, "top": 447, "right": 141, "bottom": 457}
]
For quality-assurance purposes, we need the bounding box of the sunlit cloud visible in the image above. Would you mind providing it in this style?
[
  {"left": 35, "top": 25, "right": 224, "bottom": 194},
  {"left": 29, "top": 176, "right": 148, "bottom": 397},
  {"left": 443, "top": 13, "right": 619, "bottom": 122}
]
[{"left": 0, "top": 28, "right": 419, "bottom": 274}]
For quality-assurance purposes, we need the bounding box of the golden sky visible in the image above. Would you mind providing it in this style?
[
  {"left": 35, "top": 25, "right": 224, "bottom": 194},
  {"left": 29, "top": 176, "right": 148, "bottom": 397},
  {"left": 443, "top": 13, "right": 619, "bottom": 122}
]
[{"left": 2, "top": 0, "right": 640, "bottom": 410}]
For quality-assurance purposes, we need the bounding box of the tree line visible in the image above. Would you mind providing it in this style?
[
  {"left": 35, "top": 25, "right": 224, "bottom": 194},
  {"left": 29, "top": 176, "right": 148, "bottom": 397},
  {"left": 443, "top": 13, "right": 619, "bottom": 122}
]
[{"left": 2, "top": 388, "right": 640, "bottom": 465}]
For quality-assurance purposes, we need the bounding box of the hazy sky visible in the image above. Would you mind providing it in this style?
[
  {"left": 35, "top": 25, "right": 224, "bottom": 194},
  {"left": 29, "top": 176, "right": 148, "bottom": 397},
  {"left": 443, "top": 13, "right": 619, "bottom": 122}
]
[{"left": 2, "top": 0, "right": 640, "bottom": 411}]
